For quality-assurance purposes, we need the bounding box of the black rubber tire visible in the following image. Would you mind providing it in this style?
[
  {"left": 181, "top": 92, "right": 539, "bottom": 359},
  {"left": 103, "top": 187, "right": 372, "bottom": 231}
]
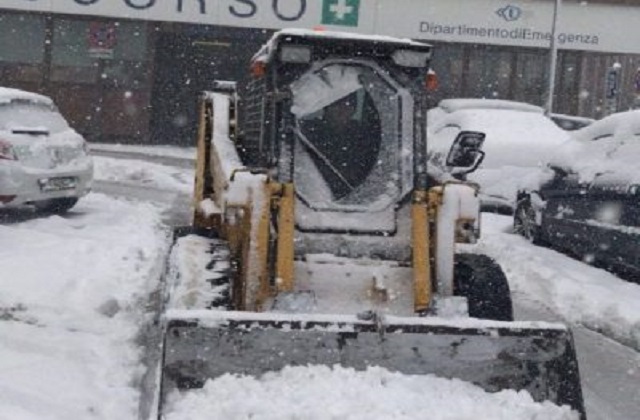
[
  {"left": 34, "top": 197, "right": 79, "bottom": 214},
  {"left": 513, "top": 197, "right": 546, "bottom": 246},
  {"left": 454, "top": 253, "right": 514, "bottom": 321}
]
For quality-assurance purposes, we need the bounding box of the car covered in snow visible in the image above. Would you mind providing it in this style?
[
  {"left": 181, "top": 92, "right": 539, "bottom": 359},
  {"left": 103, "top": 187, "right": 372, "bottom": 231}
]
[
  {"left": 514, "top": 110, "right": 640, "bottom": 281},
  {"left": 0, "top": 87, "right": 93, "bottom": 213},
  {"left": 427, "top": 98, "right": 570, "bottom": 213}
]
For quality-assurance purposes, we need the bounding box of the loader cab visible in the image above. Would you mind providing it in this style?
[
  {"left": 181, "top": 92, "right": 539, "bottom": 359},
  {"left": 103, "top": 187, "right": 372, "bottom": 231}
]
[{"left": 240, "top": 30, "right": 432, "bottom": 235}]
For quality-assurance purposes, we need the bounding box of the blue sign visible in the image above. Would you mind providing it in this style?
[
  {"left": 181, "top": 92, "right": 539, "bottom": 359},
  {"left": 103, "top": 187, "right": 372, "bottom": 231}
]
[{"left": 496, "top": 5, "right": 522, "bottom": 22}]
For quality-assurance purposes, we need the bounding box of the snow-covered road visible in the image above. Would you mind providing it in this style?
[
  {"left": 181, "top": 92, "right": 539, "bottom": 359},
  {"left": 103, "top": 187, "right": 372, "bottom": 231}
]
[
  {"left": 472, "top": 215, "right": 640, "bottom": 420},
  {"left": 1, "top": 146, "right": 638, "bottom": 419}
]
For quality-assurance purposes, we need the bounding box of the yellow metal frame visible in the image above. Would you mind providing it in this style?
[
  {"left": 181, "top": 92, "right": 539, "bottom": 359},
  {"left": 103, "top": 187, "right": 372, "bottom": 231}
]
[
  {"left": 192, "top": 97, "right": 221, "bottom": 230},
  {"left": 411, "top": 189, "right": 432, "bottom": 313},
  {"left": 274, "top": 183, "right": 296, "bottom": 293}
]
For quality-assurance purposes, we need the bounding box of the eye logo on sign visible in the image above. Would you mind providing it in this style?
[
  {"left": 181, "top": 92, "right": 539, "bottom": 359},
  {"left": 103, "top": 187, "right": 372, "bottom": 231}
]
[
  {"left": 322, "top": 0, "right": 360, "bottom": 27},
  {"left": 496, "top": 5, "right": 522, "bottom": 22}
]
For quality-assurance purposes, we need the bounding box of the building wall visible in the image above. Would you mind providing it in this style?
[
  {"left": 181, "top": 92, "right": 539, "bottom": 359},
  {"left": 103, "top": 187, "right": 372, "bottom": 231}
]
[
  {"left": 0, "top": 11, "right": 155, "bottom": 143},
  {"left": 1, "top": 2, "right": 639, "bottom": 144}
]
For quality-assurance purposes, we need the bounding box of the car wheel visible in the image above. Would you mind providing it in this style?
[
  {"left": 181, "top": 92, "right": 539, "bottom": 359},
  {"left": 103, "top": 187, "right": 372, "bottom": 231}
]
[
  {"left": 34, "top": 197, "right": 79, "bottom": 215},
  {"left": 514, "top": 197, "right": 545, "bottom": 245},
  {"left": 453, "top": 253, "right": 513, "bottom": 321}
]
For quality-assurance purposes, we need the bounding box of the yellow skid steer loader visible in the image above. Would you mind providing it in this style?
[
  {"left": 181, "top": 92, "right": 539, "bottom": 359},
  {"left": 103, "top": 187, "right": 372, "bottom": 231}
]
[{"left": 155, "top": 29, "right": 585, "bottom": 419}]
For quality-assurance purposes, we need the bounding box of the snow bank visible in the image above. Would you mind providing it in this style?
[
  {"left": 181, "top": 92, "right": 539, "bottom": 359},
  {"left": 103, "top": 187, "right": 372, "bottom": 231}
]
[
  {"left": 0, "top": 193, "right": 169, "bottom": 419},
  {"left": 93, "top": 156, "right": 194, "bottom": 193},
  {"left": 163, "top": 365, "right": 578, "bottom": 420},
  {"left": 90, "top": 143, "right": 196, "bottom": 160}
]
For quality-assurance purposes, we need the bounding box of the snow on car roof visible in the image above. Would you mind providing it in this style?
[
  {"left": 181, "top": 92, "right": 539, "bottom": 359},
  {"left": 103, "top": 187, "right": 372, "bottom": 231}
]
[
  {"left": 572, "top": 109, "right": 640, "bottom": 142},
  {"left": 428, "top": 107, "right": 569, "bottom": 170},
  {"left": 438, "top": 98, "right": 544, "bottom": 114},
  {"left": 0, "top": 87, "right": 53, "bottom": 106}
]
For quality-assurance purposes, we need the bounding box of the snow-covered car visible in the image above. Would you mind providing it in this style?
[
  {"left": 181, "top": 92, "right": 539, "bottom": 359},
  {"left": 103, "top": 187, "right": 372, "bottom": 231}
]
[
  {"left": 427, "top": 98, "right": 570, "bottom": 213},
  {"left": 0, "top": 87, "right": 93, "bottom": 213},
  {"left": 514, "top": 110, "right": 640, "bottom": 281}
]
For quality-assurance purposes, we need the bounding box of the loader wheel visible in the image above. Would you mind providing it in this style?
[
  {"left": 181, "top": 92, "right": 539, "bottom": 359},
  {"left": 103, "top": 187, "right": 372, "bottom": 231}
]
[
  {"left": 34, "top": 197, "right": 79, "bottom": 214},
  {"left": 454, "top": 253, "right": 513, "bottom": 321}
]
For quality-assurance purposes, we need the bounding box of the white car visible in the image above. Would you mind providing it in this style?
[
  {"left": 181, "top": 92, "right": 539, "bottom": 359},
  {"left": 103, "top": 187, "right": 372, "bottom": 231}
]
[
  {"left": 427, "top": 98, "right": 570, "bottom": 213},
  {"left": 0, "top": 87, "right": 93, "bottom": 213}
]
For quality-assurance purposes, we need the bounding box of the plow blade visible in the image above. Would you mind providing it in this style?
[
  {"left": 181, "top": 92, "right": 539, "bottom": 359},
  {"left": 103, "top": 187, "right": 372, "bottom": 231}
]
[{"left": 159, "top": 310, "right": 585, "bottom": 418}]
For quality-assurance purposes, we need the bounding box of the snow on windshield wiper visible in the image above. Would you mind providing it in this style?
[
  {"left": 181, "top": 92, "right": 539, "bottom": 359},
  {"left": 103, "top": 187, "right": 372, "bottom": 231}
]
[{"left": 10, "top": 127, "right": 50, "bottom": 136}]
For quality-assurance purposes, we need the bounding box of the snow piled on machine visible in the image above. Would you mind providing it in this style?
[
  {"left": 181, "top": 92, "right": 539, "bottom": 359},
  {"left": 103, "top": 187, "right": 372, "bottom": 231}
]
[{"left": 163, "top": 365, "right": 578, "bottom": 420}]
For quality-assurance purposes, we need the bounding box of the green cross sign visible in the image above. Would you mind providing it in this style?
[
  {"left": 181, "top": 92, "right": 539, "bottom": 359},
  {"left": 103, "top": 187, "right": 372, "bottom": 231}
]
[{"left": 322, "top": 0, "right": 360, "bottom": 27}]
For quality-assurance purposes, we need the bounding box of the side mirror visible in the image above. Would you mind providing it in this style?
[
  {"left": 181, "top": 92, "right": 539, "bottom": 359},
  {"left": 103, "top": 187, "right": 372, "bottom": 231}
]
[{"left": 446, "top": 131, "right": 486, "bottom": 175}]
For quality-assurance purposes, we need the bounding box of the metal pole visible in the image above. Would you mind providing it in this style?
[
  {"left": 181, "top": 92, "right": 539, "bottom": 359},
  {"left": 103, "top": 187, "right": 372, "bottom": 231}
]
[{"left": 545, "top": 0, "right": 561, "bottom": 116}]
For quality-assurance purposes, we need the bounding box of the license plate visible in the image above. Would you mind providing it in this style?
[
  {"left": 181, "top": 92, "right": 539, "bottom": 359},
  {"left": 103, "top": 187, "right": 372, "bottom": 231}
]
[{"left": 39, "top": 177, "right": 77, "bottom": 192}]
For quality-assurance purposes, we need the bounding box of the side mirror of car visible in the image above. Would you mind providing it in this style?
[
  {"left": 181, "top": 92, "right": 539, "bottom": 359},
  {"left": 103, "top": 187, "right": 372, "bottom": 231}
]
[{"left": 446, "top": 131, "right": 486, "bottom": 175}]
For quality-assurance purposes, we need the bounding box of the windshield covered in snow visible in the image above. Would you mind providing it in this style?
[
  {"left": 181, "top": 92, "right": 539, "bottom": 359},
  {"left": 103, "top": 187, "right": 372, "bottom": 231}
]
[
  {"left": 291, "top": 63, "right": 400, "bottom": 208},
  {"left": 0, "top": 101, "right": 69, "bottom": 134}
]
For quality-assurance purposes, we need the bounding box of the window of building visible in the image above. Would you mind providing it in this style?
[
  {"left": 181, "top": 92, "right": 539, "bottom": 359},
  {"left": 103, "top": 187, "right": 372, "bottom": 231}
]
[
  {"left": 51, "top": 19, "right": 149, "bottom": 86},
  {"left": 513, "top": 50, "right": 548, "bottom": 106},
  {"left": 0, "top": 14, "right": 46, "bottom": 64},
  {"left": 466, "top": 45, "right": 512, "bottom": 99},
  {"left": 430, "top": 43, "right": 465, "bottom": 100},
  {"left": 51, "top": 19, "right": 99, "bottom": 84},
  {"left": 0, "top": 13, "right": 46, "bottom": 83}
]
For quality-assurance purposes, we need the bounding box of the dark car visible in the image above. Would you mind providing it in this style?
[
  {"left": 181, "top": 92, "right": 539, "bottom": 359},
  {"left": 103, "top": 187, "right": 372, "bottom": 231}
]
[{"left": 514, "top": 110, "right": 640, "bottom": 281}]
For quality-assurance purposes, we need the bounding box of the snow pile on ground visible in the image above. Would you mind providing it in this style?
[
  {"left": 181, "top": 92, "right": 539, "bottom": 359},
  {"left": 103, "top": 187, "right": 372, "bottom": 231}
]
[
  {"left": 163, "top": 365, "right": 578, "bottom": 420},
  {"left": 0, "top": 193, "right": 169, "bottom": 419},
  {"left": 93, "top": 156, "right": 194, "bottom": 193},
  {"left": 475, "top": 213, "right": 640, "bottom": 351},
  {"left": 90, "top": 143, "right": 196, "bottom": 160}
]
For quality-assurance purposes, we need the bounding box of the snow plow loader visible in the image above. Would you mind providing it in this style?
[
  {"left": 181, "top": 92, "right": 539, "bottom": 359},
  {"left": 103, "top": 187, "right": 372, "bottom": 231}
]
[{"left": 156, "top": 30, "right": 585, "bottom": 418}]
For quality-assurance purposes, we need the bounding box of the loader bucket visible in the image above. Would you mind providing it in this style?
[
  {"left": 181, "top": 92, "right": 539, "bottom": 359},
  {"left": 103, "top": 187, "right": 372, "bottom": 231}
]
[{"left": 158, "top": 310, "right": 585, "bottom": 418}]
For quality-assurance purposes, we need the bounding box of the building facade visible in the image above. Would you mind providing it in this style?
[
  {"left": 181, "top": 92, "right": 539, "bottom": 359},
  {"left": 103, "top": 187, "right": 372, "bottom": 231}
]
[{"left": 1, "top": 0, "right": 639, "bottom": 144}]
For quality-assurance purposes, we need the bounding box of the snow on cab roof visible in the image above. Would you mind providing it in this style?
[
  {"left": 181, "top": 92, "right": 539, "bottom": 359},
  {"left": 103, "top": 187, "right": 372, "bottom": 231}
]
[
  {"left": 438, "top": 98, "right": 544, "bottom": 114},
  {"left": 253, "top": 28, "right": 431, "bottom": 63},
  {"left": 0, "top": 87, "right": 53, "bottom": 106},
  {"left": 276, "top": 28, "right": 430, "bottom": 48}
]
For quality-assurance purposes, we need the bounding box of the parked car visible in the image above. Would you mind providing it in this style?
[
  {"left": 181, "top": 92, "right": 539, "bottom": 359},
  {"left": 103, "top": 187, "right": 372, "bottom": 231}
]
[
  {"left": 427, "top": 98, "right": 570, "bottom": 213},
  {"left": 514, "top": 110, "right": 640, "bottom": 281},
  {"left": 0, "top": 87, "right": 93, "bottom": 214}
]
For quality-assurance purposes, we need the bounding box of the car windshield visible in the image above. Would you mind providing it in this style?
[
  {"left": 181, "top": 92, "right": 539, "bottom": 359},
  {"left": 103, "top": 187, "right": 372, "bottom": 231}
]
[{"left": 0, "top": 101, "right": 69, "bottom": 134}]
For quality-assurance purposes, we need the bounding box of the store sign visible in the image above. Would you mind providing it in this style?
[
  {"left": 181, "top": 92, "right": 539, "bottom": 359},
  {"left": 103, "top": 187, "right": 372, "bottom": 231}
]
[
  {"left": 1, "top": 0, "right": 640, "bottom": 54},
  {"left": 88, "top": 22, "right": 116, "bottom": 59},
  {"left": 321, "top": 0, "right": 360, "bottom": 27}
]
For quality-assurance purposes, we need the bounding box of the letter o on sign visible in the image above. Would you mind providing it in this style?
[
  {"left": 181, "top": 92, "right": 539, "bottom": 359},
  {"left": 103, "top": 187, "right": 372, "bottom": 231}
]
[{"left": 125, "top": 0, "right": 156, "bottom": 10}]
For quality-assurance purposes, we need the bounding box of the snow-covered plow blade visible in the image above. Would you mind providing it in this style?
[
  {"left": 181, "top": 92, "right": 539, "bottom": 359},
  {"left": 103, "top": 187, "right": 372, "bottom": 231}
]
[{"left": 158, "top": 311, "right": 585, "bottom": 418}]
